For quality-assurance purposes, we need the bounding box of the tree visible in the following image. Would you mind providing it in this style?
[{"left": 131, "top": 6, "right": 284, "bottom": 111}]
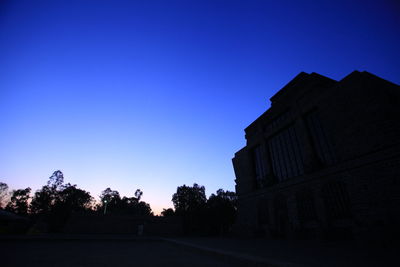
[
  {"left": 30, "top": 170, "right": 94, "bottom": 232},
  {"left": 172, "top": 183, "right": 207, "bottom": 215},
  {"left": 30, "top": 185, "right": 54, "bottom": 215},
  {"left": 30, "top": 170, "right": 66, "bottom": 215},
  {"left": 135, "top": 201, "right": 152, "bottom": 216},
  {"left": 6, "top": 187, "right": 31, "bottom": 215},
  {"left": 99, "top": 187, "right": 121, "bottom": 211},
  {"left": 172, "top": 183, "right": 207, "bottom": 234},
  {"left": 57, "top": 183, "right": 93, "bottom": 212},
  {"left": 47, "top": 170, "right": 64, "bottom": 191},
  {"left": 99, "top": 187, "right": 122, "bottom": 214},
  {"left": 206, "top": 189, "right": 237, "bottom": 235},
  {"left": 161, "top": 208, "right": 175, "bottom": 217},
  {"left": 134, "top": 189, "right": 143, "bottom": 202},
  {"left": 99, "top": 188, "right": 152, "bottom": 216},
  {"left": 0, "top": 182, "right": 9, "bottom": 209}
]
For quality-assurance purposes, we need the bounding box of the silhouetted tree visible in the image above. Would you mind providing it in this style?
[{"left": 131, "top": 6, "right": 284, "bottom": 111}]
[
  {"left": 30, "top": 170, "right": 94, "bottom": 232},
  {"left": 43, "top": 183, "right": 94, "bottom": 232},
  {"left": 134, "top": 189, "right": 143, "bottom": 202},
  {"left": 30, "top": 185, "right": 54, "bottom": 215},
  {"left": 161, "top": 208, "right": 175, "bottom": 217},
  {"left": 135, "top": 201, "right": 152, "bottom": 216},
  {"left": 206, "top": 189, "right": 237, "bottom": 235},
  {"left": 6, "top": 187, "right": 31, "bottom": 215},
  {"left": 30, "top": 170, "right": 66, "bottom": 215},
  {"left": 172, "top": 183, "right": 207, "bottom": 234},
  {"left": 99, "top": 188, "right": 152, "bottom": 216},
  {"left": 0, "top": 182, "right": 9, "bottom": 209},
  {"left": 172, "top": 183, "right": 206, "bottom": 215},
  {"left": 99, "top": 187, "right": 121, "bottom": 214},
  {"left": 100, "top": 187, "right": 121, "bottom": 203},
  {"left": 170, "top": 185, "right": 237, "bottom": 235},
  {"left": 57, "top": 183, "right": 93, "bottom": 212},
  {"left": 47, "top": 170, "right": 64, "bottom": 191}
]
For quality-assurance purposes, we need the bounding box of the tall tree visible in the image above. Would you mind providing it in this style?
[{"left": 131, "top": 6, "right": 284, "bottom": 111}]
[
  {"left": 47, "top": 170, "right": 64, "bottom": 191},
  {"left": 100, "top": 187, "right": 121, "bottom": 204},
  {"left": 57, "top": 183, "right": 93, "bottom": 212},
  {"left": 30, "top": 185, "right": 54, "bottom": 215},
  {"left": 99, "top": 188, "right": 152, "bottom": 216},
  {"left": 207, "top": 189, "right": 237, "bottom": 235},
  {"left": 172, "top": 183, "right": 207, "bottom": 234},
  {"left": 172, "top": 183, "right": 207, "bottom": 215},
  {"left": 134, "top": 189, "right": 143, "bottom": 202},
  {"left": 31, "top": 170, "right": 67, "bottom": 214},
  {"left": 30, "top": 170, "right": 94, "bottom": 232},
  {"left": 30, "top": 170, "right": 65, "bottom": 215},
  {"left": 99, "top": 187, "right": 121, "bottom": 214},
  {"left": 6, "top": 187, "right": 31, "bottom": 215}
]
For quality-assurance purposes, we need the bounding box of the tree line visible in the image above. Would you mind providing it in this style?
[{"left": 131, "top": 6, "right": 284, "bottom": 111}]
[
  {"left": 0, "top": 171, "right": 152, "bottom": 232},
  {"left": 163, "top": 183, "right": 237, "bottom": 235},
  {"left": 1, "top": 171, "right": 237, "bottom": 235}
]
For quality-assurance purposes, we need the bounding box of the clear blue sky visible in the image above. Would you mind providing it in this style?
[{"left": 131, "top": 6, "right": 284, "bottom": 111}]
[{"left": 1, "top": 0, "right": 399, "bottom": 214}]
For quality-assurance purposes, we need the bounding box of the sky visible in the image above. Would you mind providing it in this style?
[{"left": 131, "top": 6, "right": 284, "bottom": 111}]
[{"left": 1, "top": 0, "right": 399, "bottom": 214}]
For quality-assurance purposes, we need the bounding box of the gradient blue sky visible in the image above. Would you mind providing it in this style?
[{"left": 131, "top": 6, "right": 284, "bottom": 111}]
[{"left": 1, "top": 0, "right": 399, "bottom": 214}]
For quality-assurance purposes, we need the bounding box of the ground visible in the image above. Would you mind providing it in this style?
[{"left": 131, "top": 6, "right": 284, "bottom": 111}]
[
  {"left": 1, "top": 236, "right": 398, "bottom": 266},
  {"left": 0, "top": 239, "right": 231, "bottom": 267}
]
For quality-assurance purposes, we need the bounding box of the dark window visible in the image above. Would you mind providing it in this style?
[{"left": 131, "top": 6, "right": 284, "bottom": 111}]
[
  {"left": 296, "top": 190, "right": 317, "bottom": 223},
  {"left": 273, "top": 194, "right": 288, "bottom": 238},
  {"left": 257, "top": 198, "right": 269, "bottom": 225},
  {"left": 268, "top": 126, "right": 305, "bottom": 181},
  {"left": 322, "top": 181, "right": 352, "bottom": 220},
  {"left": 305, "top": 111, "right": 336, "bottom": 165},
  {"left": 253, "top": 146, "right": 266, "bottom": 187}
]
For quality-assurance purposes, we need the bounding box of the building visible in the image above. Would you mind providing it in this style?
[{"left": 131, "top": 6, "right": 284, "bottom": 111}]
[{"left": 232, "top": 71, "right": 400, "bottom": 241}]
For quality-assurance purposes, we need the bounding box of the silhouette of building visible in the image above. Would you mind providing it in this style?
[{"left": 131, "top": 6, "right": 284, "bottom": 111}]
[{"left": 232, "top": 71, "right": 400, "bottom": 241}]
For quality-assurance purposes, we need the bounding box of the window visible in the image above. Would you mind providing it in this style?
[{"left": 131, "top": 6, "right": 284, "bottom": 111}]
[
  {"left": 305, "top": 111, "right": 336, "bottom": 165},
  {"left": 257, "top": 198, "right": 270, "bottom": 225},
  {"left": 296, "top": 190, "right": 317, "bottom": 223},
  {"left": 268, "top": 126, "right": 305, "bottom": 181},
  {"left": 273, "top": 194, "right": 289, "bottom": 238},
  {"left": 253, "top": 146, "right": 266, "bottom": 187},
  {"left": 322, "top": 181, "right": 351, "bottom": 220}
]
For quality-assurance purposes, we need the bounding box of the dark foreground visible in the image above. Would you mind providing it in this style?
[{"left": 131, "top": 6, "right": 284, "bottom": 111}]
[
  {"left": 1, "top": 239, "right": 231, "bottom": 267},
  {"left": 1, "top": 236, "right": 398, "bottom": 267}
]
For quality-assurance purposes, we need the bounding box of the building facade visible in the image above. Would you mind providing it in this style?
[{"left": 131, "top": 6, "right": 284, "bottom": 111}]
[{"left": 232, "top": 71, "right": 400, "bottom": 241}]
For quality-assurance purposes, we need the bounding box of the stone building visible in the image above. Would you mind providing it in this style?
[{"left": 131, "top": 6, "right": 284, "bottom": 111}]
[{"left": 232, "top": 71, "right": 400, "bottom": 241}]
